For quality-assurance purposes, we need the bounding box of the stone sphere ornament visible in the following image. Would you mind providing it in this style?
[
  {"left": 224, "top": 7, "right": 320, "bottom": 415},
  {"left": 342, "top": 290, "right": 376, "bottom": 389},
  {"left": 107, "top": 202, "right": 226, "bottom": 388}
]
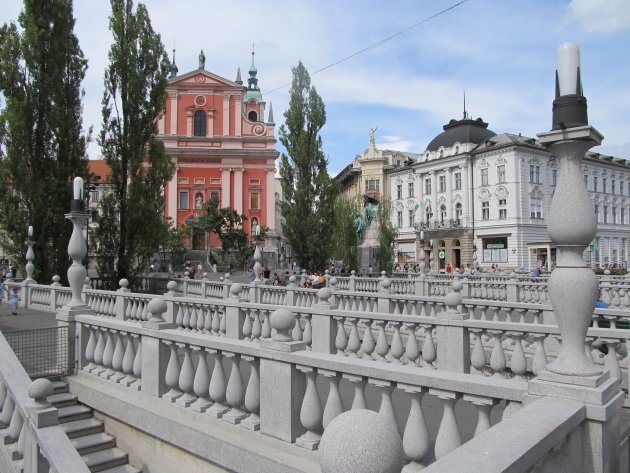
[
  {"left": 319, "top": 409, "right": 403, "bottom": 473},
  {"left": 318, "top": 287, "right": 332, "bottom": 304},
  {"left": 270, "top": 308, "right": 296, "bottom": 342},
  {"left": 28, "top": 378, "right": 54, "bottom": 402},
  {"left": 230, "top": 283, "right": 243, "bottom": 297}
]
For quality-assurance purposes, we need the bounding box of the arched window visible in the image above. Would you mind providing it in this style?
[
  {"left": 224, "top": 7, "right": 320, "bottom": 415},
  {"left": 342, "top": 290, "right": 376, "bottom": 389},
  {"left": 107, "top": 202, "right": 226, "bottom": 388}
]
[
  {"left": 248, "top": 110, "right": 258, "bottom": 121},
  {"left": 440, "top": 204, "right": 447, "bottom": 223},
  {"left": 425, "top": 203, "right": 433, "bottom": 223},
  {"left": 194, "top": 110, "right": 206, "bottom": 136},
  {"left": 455, "top": 203, "right": 462, "bottom": 222}
]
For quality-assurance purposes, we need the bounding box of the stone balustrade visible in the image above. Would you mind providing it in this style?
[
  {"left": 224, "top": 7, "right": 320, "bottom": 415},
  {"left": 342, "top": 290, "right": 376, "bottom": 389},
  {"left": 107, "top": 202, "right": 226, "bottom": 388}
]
[{"left": 0, "top": 332, "right": 90, "bottom": 473}]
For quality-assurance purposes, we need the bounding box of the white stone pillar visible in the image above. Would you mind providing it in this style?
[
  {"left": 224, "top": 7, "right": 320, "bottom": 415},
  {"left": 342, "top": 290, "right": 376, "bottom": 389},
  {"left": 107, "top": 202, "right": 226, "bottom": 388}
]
[
  {"left": 462, "top": 163, "right": 470, "bottom": 226},
  {"left": 167, "top": 169, "right": 177, "bottom": 222},
  {"left": 223, "top": 95, "right": 230, "bottom": 136},
  {"left": 169, "top": 92, "right": 178, "bottom": 135},
  {"left": 207, "top": 109, "right": 214, "bottom": 138},
  {"left": 431, "top": 171, "right": 438, "bottom": 224},
  {"left": 446, "top": 167, "right": 453, "bottom": 221},
  {"left": 266, "top": 168, "right": 276, "bottom": 232},
  {"left": 234, "top": 168, "right": 243, "bottom": 215},
  {"left": 185, "top": 107, "right": 193, "bottom": 136},
  {"left": 158, "top": 114, "right": 165, "bottom": 135},
  {"left": 234, "top": 96, "right": 242, "bottom": 136},
  {"left": 221, "top": 168, "right": 231, "bottom": 208}
]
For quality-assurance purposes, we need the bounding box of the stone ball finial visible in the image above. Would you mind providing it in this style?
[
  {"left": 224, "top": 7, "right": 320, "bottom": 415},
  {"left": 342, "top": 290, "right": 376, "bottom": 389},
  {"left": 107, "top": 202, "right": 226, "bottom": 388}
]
[
  {"left": 318, "top": 287, "right": 332, "bottom": 304},
  {"left": 604, "top": 269, "right": 611, "bottom": 276},
  {"left": 351, "top": 270, "right": 356, "bottom": 276},
  {"left": 147, "top": 297, "right": 167, "bottom": 322},
  {"left": 167, "top": 281, "right": 177, "bottom": 292},
  {"left": 119, "top": 278, "right": 129, "bottom": 290},
  {"left": 84, "top": 276, "right": 91, "bottom": 289},
  {"left": 381, "top": 278, "right": 392, "bottom": 290},
  {"left": 330, "top": 277, "right": 338, "bottom": 287},
  {"left": 203, "top": 272, "right": 209, "bottom": 280},
  {"left": 289, "top": 275, "right": 297, "bottom": 285},
  {"left": 445, "top": 280, "right": 463, "bottom": 308},
  {"left": 381, "top": 271, "right": 387, "bottom": 277},
  {"left": 28, "top": 378, "right": 54, "bottom": 402},
  {"left": 325, "top": 269, "right": 330, "bottom": 275},
  {"left": 219, "top": 277, "right": 224, "bottom": 282},
  {"left": 51, "top": 275, "right": 61, "bottom": 286},
  {"left": 230, "top": 283, "right": 243, "bottom": 297},
  {"left": 270, "top": 308, "right": 295, "bottom": 342},
  {"left": 225, "top": 273, "right": 231, "bottom": 281},
  {"left": 319, "top": 409, "right": 403, "bottom": 473}
]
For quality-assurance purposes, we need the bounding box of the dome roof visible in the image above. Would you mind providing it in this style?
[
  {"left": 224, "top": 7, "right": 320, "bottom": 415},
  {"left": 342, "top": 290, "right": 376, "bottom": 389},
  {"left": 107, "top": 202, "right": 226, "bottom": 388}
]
[{"left": 426, "top": 117, "right": 496, "bottom": 152}]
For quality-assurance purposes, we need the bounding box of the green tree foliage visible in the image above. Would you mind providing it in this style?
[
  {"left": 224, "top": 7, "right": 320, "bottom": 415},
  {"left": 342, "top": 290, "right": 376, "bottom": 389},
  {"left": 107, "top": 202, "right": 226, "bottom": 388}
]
[
  {"left": 279, "top": 62, "right": 338, "bottom": 272},
  {"left": 157, "top": 218, "right": 189, "bottom": 273},
  {"left": 0, "top": 0, "right": 89, "bottom": 283},
  {"left": 331, "top": 195, "right": 359, "bottom": 271},
  {"left": 96, "top": 0, "right": 175, "bottom": 289},
  {"left": 375, "top": 198, "right": 397, "bottom": 275},
  {"left": 194, "top": 196, "right": 257, "bottom": 266}
]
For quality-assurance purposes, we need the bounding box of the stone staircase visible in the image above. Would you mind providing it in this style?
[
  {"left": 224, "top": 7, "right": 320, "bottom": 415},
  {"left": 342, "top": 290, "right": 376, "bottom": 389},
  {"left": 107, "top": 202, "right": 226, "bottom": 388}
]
[{"left": 49, "top": 380, "right": 141, "bottom": 473}]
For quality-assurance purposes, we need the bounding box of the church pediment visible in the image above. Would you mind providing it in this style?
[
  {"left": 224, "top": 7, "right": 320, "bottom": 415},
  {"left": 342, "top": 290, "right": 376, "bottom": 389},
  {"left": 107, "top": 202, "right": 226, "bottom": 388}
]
[{"left": 169, "top": 70, "right": 241, "bottom": 89}]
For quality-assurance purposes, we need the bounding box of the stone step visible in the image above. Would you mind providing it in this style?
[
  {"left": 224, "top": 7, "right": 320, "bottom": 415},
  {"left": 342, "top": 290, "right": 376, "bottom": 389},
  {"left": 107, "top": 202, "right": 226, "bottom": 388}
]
[
  {"left": 98, "top": 465, "right": 142, "bottom": 473},
  {"left": 52, "top": 380, "right": 69, "bottom": 394},
  {"left": 71, "top": 432, "right": 116, "bottom": 455},
  {"left": 82, "top": 447, "right": 129, "bottom": 473},
  {"left": 58, "top": 404, "right": 92, "bottom": 424},
  {"left": 48, "top": 391, "right": 78, "bottom": 408},
  {"left": 60, "top": 418, "right": 104, "bottom": 439}
]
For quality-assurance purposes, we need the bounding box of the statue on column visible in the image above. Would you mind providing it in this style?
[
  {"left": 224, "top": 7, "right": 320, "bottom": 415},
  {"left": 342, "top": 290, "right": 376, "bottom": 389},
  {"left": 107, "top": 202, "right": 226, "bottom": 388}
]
[
  {"left": 369, "top": 127, "right": 377, "bottom": 146},
  {"left": 198, "top": 50, "right": 206, "bottom": 69},
  {"left": 362, "top": 193, "right": 379, "bottom": 230},
  {"left": 354, "top": 211, "right": 363, "bottom": 241}
]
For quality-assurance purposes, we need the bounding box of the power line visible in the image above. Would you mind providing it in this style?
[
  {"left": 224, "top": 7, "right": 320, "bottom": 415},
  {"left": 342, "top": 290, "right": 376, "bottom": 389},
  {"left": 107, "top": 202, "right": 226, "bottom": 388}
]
[{"left": 265, "top": 0, "right": 470, "bottom": 95}]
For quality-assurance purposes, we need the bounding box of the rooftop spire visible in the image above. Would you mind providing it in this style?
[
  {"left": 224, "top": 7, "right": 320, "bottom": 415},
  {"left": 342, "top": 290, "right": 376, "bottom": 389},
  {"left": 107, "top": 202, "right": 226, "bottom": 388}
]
[
  {"left": 463, "top": 90, "right": 468, "bottom": 120},
  {"left": 235, "top": 67, "right": 242, "bottom": 85},
  {"left": 268, "top": 102, "right": 274, "bottom": 124},
  {"left": 248, "top": 42, "right": 259, "bottom": 90},
  {"left": 169, "top": 48, "right": 178, "bottom": 79}
]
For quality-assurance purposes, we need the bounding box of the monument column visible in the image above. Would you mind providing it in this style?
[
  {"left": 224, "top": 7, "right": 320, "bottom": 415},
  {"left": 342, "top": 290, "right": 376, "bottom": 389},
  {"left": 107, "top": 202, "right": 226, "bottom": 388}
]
[{"left": 221, "top": 168, "right": 232, "bottom": 208}]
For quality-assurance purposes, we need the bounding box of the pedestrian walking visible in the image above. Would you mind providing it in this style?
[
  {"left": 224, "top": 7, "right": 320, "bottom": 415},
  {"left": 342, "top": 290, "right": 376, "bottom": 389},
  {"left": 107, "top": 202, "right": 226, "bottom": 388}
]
[
  {"left": 9, "top": 287, "right": 21, "bottom": 315},
  {"left": 0, "top": 277, "right": 5, "bottom": 305}
]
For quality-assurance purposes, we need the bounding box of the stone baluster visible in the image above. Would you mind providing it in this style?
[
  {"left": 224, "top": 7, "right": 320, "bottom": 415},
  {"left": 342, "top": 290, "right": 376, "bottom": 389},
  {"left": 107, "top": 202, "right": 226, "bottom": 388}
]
[
  {"left": 206, "top": 349, "right": 229, "bottom": 418},
  {"left": 489, "top": 330, "right": 506, "bottom": 377},
  {"left": 202, "top": 306, "right": 212, "bottom": 333},
  {"left": 360, "top": 319, "right": 376, "bottom": 359},
  {"left": 0, "top": 394, "right": 15, "bottom": 428},
  {"left": 223, "top": 353, "right": 248, "bottom": 424},
  {"left": 162, "top": 341, "right": 183, "bottom": 402},
  {"left": 390, "top": 322, "right": 404, "bottom": 364},
  {"left": 404, "top": 324, "right": 420, "bottom": 365},
  {"left": 303, "top": 315, "right": 313, "bottom": 346},
  {"left": 252, "top": 310, "right": 262, "bottom": 340},
  {"left": 190, "top": 346, "right": 212, "bottom": 413},
  {"left": 531, "top": 334, "right": 548, "bottom": 375},
  {"left": 120, "top": 333, "right": 138, "bottom": 387},
  {"left": 603, "top": 340, "right": 622, "bottom": 385},
  {"left": 320, "top": 370, "right": 344, "bottom": 429},
  {"left": 344, "top": 375, "right": 367, "bottom": 410},
  {"left": 334, "top": 317, "right": 348, "bottom": 354},
  {"left": 437, "top": 280, "right": 469, "bottom": 373},
  {"left": 241, "top": 356, "right": 261, "bottom": 431},
  {"left": 83, "top": 325, "right": 97, "bottom": 372},
  {"left": 211, "top": 307, "right": 221, "bottom": 335},
  {"left": 181, "top": 304, "right": 191, "bottom": 330},
  {"left": 464, "top": 394, "right": 497, "bottom": 437},
  {"left": 400, "top": 385, "right": 431, "bottom": 472},
  {"left": 421, "top": 325, "right": 436, "bottom": 369},
  {"left": 509, "top": 332, "right": 527, "bottom": 379},
  {"left": 292, "top": 314, "right": 303, "bottom": 341},
  {"left": 242, "top": 308, "right": 253, "bottom": 340},
  {"left": 175, "top": 343, "right": 196, "bottom": 407},
  {"left": 260, "top": 309, "right": 272, "bottom": 339},
  {"left": 371, "top": 379, "right": 398, "bottom": 433},
  {"left": 226, "top": 283, "right": 247, "bottom": 339},
  {"left": 110, "top": 331, "right": 126, "bottom": 382},
  {"left": 346, "top": 318, "right": 361, "bottom": 357},
  {"left": 375, "top": 321, "right": 390, "bottom": 361},
  {"left": 100, "top": 330, "right": 115, "bottom": 379},
  {"left": 432, "top": 389, "right": 462, "bottom": 460},
  {"left": 91, "top": 328, "right": 106, "bottom": 376},
  {"left": 296, "top": 366, "right": 323, "bottom": 450}
]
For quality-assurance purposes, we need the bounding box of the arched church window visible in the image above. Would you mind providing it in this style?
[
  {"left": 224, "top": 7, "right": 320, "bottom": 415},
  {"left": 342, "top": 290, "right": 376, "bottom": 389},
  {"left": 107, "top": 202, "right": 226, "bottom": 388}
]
[
  {"left": 194, "top": 110, "right": 206, "bottom": 136},
  {"left": 248, "top": 110, "right": 258, "bottom": 121}
]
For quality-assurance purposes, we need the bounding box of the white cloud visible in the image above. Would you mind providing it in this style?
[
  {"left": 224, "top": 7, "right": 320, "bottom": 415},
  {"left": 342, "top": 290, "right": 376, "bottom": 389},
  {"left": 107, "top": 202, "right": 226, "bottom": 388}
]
[{"left": 565, "top": 0, "right": 630, "bottom": 34}]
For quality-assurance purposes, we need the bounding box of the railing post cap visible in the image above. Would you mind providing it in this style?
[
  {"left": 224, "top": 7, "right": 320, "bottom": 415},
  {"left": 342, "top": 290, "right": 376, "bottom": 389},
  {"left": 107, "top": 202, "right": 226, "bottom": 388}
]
[
  {"left": 148, "top": 297, "right": 167, "bottom": 315},
  {"left": 288, "top": 275, "right": 297, "bottom": 285},
  {"left": 230, "top": 283, "right": 243, "bottom": 297},
  {"left": 224, "top": 273, "right": 231, "bottom": 280},
  {"left": 381, "top": 270, "right": 387, "bottom": 277},
  {"left": 270, "top": 308, "right": 295, "bottom": 341},
  {"left": 318, "top": 287, "right": 332, "bottom": 303},
  {"left": 166, "top": 281, "right": 177, "bottom": 291},
  {"left": 319, "top": 409, "right": 403, "bottom": 473},
  {"left": 380, "top": 278, "right": 392, "bottom": 292},
  {"left": 329, "top": 277, "right": 338, "bottom": 287},
  {"left": 350, "top": 270, "right": 356, "bottom": 276},
  {"left": 119, "top": 278, "right": 129, "bottom": 290},
  {"left": 203, "top": 272, "right": 209, "bottom": 280},
  {"left": 51, "top": 275, "right": 61, "bottom": 286},
  {"left": 604, "top": 269, "right": 611, "bottom": 275},
  {"left": 28, "top": 379, "right": 54, "bottom": 403}
]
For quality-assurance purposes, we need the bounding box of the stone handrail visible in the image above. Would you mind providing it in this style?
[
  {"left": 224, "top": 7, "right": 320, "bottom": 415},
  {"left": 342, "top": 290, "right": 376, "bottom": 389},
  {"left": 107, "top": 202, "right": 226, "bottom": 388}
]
[
  {"left": 423, "top": 396, "right": 586, "bottom": 472},
  {"left": 0, "top": 331, "right": 90, "bottom": 473}
]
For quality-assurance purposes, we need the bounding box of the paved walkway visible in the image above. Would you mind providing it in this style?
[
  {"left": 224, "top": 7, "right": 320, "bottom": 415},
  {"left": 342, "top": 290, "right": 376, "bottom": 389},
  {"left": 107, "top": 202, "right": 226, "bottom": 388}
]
[{"left": 0, "top": 301, "right": 57, "bottom": 332}]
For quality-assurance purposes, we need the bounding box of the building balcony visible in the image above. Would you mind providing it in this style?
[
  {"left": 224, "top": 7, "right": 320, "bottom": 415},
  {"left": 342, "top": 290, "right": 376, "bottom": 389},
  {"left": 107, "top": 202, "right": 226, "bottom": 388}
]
[{"left": 414, "top": 218, "right": 466, "bottom": 231}]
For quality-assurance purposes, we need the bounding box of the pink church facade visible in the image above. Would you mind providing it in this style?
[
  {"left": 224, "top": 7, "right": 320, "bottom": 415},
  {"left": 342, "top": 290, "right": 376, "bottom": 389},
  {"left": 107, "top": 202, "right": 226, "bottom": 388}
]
[{"left": 158, "top": 53, "right": 278, "bottom": 251}]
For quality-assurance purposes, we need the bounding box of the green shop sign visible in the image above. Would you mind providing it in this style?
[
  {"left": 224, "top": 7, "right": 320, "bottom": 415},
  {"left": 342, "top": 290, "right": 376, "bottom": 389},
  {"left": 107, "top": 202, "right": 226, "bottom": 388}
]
[{"left": 486, "top": 244, "right": 505, "bottom": 249}]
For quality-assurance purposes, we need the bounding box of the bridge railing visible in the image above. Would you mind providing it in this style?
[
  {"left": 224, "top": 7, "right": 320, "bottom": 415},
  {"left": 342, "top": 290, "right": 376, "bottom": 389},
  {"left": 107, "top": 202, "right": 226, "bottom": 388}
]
[{"left": 0, "top": 331, "right": 90, "bottom": 473}]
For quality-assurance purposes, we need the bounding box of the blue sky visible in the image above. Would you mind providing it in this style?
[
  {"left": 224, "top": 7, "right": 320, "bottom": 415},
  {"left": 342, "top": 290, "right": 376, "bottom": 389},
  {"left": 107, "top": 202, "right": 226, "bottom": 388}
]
[{"left": 1, "top": 0, "right": 629, "bottom": 174}]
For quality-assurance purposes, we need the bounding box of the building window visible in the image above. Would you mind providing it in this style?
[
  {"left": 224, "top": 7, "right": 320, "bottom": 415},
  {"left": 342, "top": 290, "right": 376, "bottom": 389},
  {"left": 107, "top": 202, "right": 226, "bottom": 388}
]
[
  {"left": 210, "top": 191, "right": 219, "bottom": 201},
  {"left": 179, "top": 191, "right": 189, "bottom": 210},
  {"left": 408, "top": 182, "right": 414, "bottom": 198},
  {"left": 178, "top": 177, "right": 189, "bottom": 185},
  {"left": 397, "top": 184, "right": 402, "bottom": 200},
  {"left": 612, "top": 180, "right": 616, "bottom": 195},
  {"left": 250, "top": 192, "right": 260, "bottom": 210},
  {"left": 440, "top": 204, "right": 447, "bottom": 222},
  {"left": 530, "top": 197, "right": 542, "bottom": 219},
  {"left": 612, "top": 207, "right": 617, "bottom": 224},
  {"left": 248, "top": 110, "right": 258, "bottom": 121},
  {"left": 481, "top": 168, "right": 488, "bottom": 186},
  {"left": 552, "top": 169, "right": 558, "bottom": 187},
  {"left": 194, "top": 110, "right": 206, "bottom": 136},
  {"left": 455, "top": 202, "right": 462, "bottom": 222},
  {"left": 425, "top": 178, "right": 431, "bottom": 195},
  {"left": 439, "top": 175, "right": 446, "bottom": 192},
  {"left": 366, "top": 179, "right": 379, "bottom": 192},
  {"left": 397, "top": 211, "right": 403, "bottom": 228},
  {"left": 604, "top": 206, "right": 608, "bottom": 223},
  {"left": 529, "top": 165, "right": 540, "bottom": 183},
  {"left": 497, "top": 165, "right": 506, "bottom": 183},
  {"left": 210, "top": 178, "right": 221, "bottom": 186},
  {"left": 454, "top": 172, "right": 462, "bottom": 190},
  {"left": 499, "top": 198, "right": 507, "bottom": 219},
  {"left": 594, "top": 205, "right": 599, "bottom": 222},
  {"left": 425, "top": 203, "right": 433, "bottom": 222},
  {"left": 408, "top": 210, "right": 414, "bottom": 227},
  {"left": 594, "top": 176, "right": 598, "bottom": 192},
  {"left": 481, "top": 201, "right": 489, "bottom": 220},
  {"left": 90, "top": 191, "right": 99, "bottom": 202},
  {"left": 584, "top": 174, "right": 588, "bottom": 187},
  {"left": 622, "top": 208, "right": 626, "bottom": 225},
  {"left": 603, "top": 178, "right": 607, "bottom": 193}
]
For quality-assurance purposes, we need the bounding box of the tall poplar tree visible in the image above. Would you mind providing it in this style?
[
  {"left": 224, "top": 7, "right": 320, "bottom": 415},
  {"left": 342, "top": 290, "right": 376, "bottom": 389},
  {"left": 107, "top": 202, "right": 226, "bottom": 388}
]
[
  {"left": 0, "top": 0, "right": 89, "bottom": 283},
  {"left": 279, "top": 62, "right": 338, "bottom": 272},
  {"left": 96, "top": 0, "right": 174, "bottom": 289}
]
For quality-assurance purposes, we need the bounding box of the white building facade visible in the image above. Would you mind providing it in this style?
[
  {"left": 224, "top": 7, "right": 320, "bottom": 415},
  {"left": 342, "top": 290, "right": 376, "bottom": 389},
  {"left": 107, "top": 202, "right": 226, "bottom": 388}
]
[{"left": 388, "top": 117, "right": 630, "bottom": 270}]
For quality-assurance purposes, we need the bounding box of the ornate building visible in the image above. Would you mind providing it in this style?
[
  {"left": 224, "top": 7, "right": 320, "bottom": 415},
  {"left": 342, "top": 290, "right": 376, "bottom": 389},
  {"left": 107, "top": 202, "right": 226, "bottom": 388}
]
[
  {"left": 160, "top": 50, "right": 279, "bottom": 254},
  {"left": 387, "top": 114, "right": 630, "bottom": 271}
]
